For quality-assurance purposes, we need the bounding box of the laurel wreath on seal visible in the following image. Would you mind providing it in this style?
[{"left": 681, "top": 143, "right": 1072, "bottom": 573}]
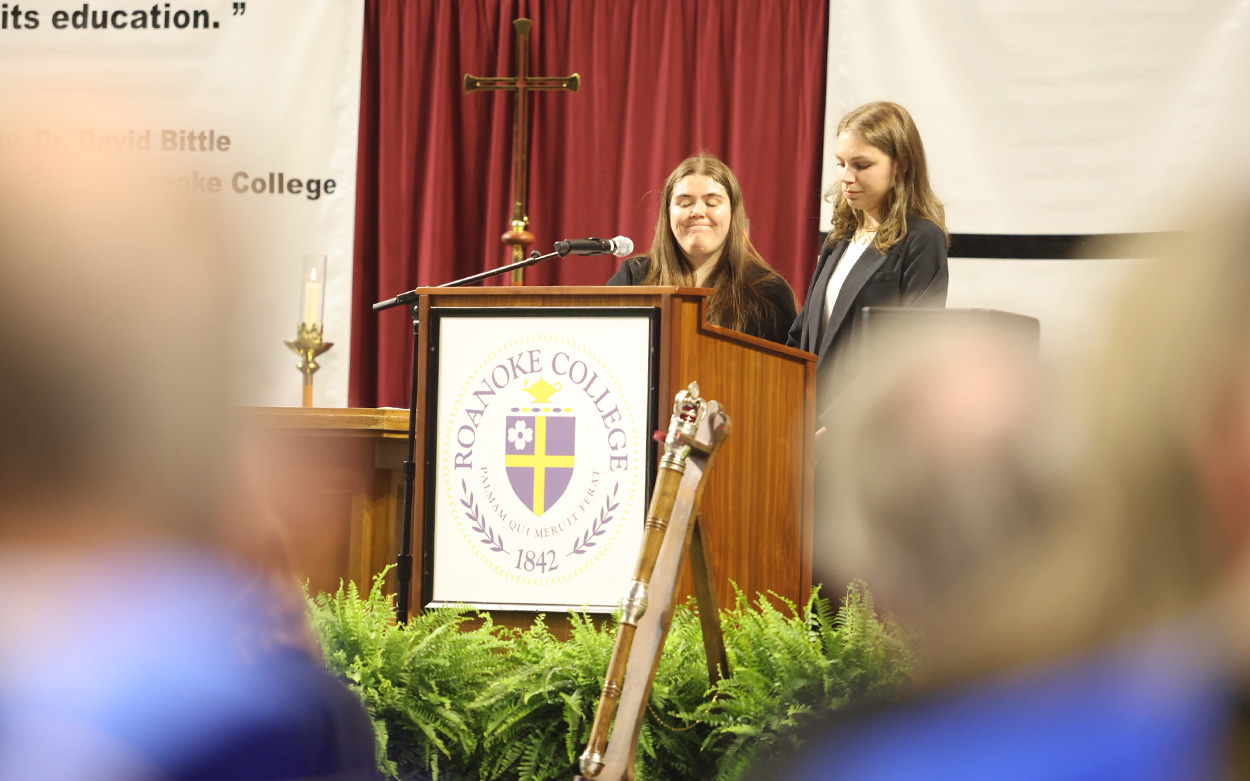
[
  {"left": 460, "top": 479, "right": 506, "bottom": 553},
  {"left": 569, "top": 483, "right": 620, "bottom": 556}
]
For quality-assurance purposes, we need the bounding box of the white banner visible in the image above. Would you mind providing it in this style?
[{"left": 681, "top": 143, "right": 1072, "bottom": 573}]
[
  {"left": 428, "top": 311, "right": 656, "bottom": 611},
  {"left": 821, "top": 0, "right": 1250, "bottom": 235},
  {"left": 0, "top": 0, "right": 363, "bottom": 406}
]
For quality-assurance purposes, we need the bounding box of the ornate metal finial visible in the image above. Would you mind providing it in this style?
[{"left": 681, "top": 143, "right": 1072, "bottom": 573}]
[{"left": 660, "top": 382, "right": 707, "bottom": 474}]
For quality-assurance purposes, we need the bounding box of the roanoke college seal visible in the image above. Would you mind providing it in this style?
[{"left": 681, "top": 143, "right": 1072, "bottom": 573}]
[{"left": 441, "top": 334, "right": 643, "bottom": 587}]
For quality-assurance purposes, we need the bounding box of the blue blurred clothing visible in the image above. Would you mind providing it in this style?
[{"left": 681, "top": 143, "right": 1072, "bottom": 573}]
[
  {"left": 772, "top": 625, "right": 1232, "bottom": 780},
  {"left": 0, "top": 545, "right": 380, "bottom": 781}
]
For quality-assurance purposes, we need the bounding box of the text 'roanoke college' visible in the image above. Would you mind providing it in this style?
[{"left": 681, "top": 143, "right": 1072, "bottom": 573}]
[
  {"left": 454, "top": 348, "right": 630, "bottom": 472},
  {"left": 172, "top": 171, "right": 337, "bottom": 199}
]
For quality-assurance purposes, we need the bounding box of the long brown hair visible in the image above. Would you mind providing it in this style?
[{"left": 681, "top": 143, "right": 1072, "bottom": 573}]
[
  {"left": 643, "top": 153, "right": 789, "bottom": 333},
  {"left": 828, "top": 102, "right": 948, "bottom": 253}
]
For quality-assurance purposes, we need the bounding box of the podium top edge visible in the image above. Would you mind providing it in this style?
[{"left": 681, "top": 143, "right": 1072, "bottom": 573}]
[
  {"left": 404, "top": 286, "right": 817, "bottom": 363},
  {"left": 412, "top": 285, "right": 713, "bottom": 296}
]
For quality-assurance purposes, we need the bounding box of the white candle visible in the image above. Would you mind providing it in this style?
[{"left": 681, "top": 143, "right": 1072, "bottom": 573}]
[{"left": 303, "top": 268, "right": 322, "bottom": 326}]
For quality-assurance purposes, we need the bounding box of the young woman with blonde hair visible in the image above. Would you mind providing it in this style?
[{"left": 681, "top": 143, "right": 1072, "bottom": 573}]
[
  {"left": 788, "top": 101, "right": 949, "bottom": 409},
  {"left": 608, "top": 153, "right": 796, "bottom": 344}
]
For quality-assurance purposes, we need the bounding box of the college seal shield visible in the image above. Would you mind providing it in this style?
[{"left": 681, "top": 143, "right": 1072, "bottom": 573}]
[{"left": 441, "top": 334, "right": 643, "bottom": 588}]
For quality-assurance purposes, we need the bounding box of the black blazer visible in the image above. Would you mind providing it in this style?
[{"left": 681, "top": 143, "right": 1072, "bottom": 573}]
[
  {"left": 786, "top": 217, "right": 948, "bottom": 410},
  {"left": 607, "top": 256, "right": 797, "bottom": 345}
]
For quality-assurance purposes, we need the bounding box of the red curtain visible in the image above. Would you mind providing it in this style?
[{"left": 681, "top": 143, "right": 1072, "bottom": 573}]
[{"left": 351, "top": 0, "right": 829, "bottom": 408}]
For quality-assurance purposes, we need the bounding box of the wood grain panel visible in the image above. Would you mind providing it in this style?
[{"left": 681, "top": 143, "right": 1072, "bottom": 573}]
[
  {"left": 668, "top": 297, "right": 815, "bottom": 608},
  {"left": 241, "top": 408, "right": 409, "bottom": 599}
]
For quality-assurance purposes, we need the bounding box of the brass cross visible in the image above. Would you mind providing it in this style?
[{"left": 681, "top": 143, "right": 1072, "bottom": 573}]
[{"left": 465, "top": 18, "right": 580, "bottom": 285}]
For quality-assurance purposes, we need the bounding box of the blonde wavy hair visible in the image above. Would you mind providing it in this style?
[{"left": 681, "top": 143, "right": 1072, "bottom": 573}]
[{"left": 828, "top": 101, "right": 948, "bottom": 254}]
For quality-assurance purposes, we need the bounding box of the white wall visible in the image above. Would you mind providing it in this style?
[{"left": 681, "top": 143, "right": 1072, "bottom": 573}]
[
  {"left": 0, "top": 1, "right": 364, "bottom": 407},
  {"left": 823, "top": 0, "right": 1250, "bottom": 235},
  {"left": 821, "top": 0, "right": 1250, "bottom": 358},
  {"left": 947, "top": 257, "right": 1138, "bottom": 362}
]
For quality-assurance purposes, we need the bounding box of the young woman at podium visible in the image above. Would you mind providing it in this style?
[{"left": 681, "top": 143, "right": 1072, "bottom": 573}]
[
  {"left": 606, "top": 153, "right": 797, "bottom": 345},
  {"left": 787, "top": 101, "right": 949, "bottom": 411}
]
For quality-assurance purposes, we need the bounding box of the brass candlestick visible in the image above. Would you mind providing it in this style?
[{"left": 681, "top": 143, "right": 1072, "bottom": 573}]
[{"left": 285, "top": 322, "right": 334, "bottom": 407}]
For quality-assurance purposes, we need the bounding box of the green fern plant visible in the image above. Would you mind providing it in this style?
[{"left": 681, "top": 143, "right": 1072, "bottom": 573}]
[
  {"left": 470, "top": 610, "right": 614, "bottom": 781},
  {"left": 309, "top": 578, "right": 912, "bottom": 781},
  {"left": 307, "top": 569, "right": 511, "bottom": 780},
  {"left": 683, "top": 582, "right": 915, "bottom": 780}
]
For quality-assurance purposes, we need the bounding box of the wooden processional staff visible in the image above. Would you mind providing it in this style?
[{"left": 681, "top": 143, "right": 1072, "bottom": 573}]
[
  {"left": 576, "top": 383, "right": 732, "bottom": 781},
  {"left": 464, "top": 18, "right": 579, "bottom": 285}
]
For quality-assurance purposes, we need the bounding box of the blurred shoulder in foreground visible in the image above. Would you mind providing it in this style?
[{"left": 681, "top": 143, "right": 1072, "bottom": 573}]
[
  {"left": 765, "top": 230, "right": 1250, "bottom": 777},
  {"left": 0, "top": 109, "right": 380, "bottom": 780}
]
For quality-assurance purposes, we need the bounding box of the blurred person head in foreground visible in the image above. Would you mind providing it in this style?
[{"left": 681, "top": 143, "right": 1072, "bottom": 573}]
[
  {"left": 771, "top": 199, "right": 1250, "bottom": 779},
  {"left": 0, "top": 112, "right": 378, "bottom": 780},
  {"left": 815, "top": 316, "right": 1054, "bottom": 681},
  {"left": 926, "top": 204, "right": 1250, "bottom": 680}
]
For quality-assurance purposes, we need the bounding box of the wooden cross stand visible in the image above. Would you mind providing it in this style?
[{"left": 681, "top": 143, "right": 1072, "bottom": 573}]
[
  {"left": 464, "top": 18, "right": 579, "bottom": 285},
  {"left": 576, "top": 382, "right": 732, "bottom": 781}
]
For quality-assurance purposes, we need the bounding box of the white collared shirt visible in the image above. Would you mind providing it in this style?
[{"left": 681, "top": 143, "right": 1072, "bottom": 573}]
[{"left": 820, "top": 231, "right": 876, "bottom": 342}]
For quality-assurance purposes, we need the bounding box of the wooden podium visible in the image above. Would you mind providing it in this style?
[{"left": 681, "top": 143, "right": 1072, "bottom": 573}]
[
  {"left": 237, "top": 406, "right": 409, "bottom": 599},
  {"left": 406, "top": 286, "right": 816, "bottom": 615}
]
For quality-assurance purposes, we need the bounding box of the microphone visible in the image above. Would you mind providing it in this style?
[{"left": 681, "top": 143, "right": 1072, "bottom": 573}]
[{"left": 554, "top": 236, "right": 634, "bottom": 258}]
